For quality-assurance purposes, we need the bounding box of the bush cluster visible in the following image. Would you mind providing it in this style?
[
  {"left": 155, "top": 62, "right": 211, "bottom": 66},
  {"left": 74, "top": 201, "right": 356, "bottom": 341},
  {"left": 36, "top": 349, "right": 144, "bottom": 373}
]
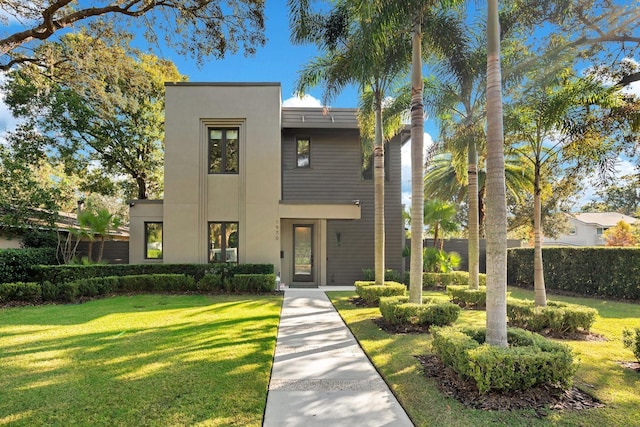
[
  {"left": 431, "top": 326, "right": 577, "bottom": 393},
  {"left": 622, "top": 327, "right": 640, "bottom": 362},
  {"left": 507, "top": 247, "right": 640, "bottom": 300},
  {"left": 0, "top": 263, "right": 276, "bottom": 304},
  {"left": 403, "top": 272, "right": 487, "bottom": 290},
  {"left": 41, "top": 274, "right": 197, "bottom": 302},
  {"left": 379, "top": 296, "right": 460, "bottom": 327},
  {"left": 362, "top": 269, "right": 405, "bottom": 283},
  {"left": 34, "top": 263, "right": 273, "bottom": 286},
  {"left": 0, "top": 282, "right": 42, "bottom": 302},
  {"left": 446, "top": 285, "right": 487, "bottom": 308},
  {"left": 0, "top": 248, "right": 58, "bottom": 284},
  {"left": 506, "top": 299, "right": 598, "bottom": 333},
  {"left": 354, "top": 281, "right": 406, "bottom": 306}
]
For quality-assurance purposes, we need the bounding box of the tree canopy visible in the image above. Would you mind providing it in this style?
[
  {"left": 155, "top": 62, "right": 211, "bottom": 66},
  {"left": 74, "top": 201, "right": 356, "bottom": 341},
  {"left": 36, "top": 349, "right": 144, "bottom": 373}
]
[
  {"left": 0, "top": 0, "right": 266, "bottom": 70},
  {"left": 2, "top": 31, "right": 186, "bottom": 200}
]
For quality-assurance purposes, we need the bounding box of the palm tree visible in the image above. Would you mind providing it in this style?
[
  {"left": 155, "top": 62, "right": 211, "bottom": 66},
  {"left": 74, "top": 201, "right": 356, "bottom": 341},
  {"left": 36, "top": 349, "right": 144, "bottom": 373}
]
[
  {"left": 78, "top": 207, "right": 122, "bottom": 262},
  {"left": 291, "top": 2, "right": 410, "bottom": 286},
  {"left": 485, "top": 0, "right": 509, "bottom": 347},
  {"left": 423, "top": 199, "right": 458, "bottom": 250},
  {"left": 424, "top": 152, "right": 533, "bottom": 233},
  {"left": 506, "top": 70, "right": 624, "bottom": 307}
]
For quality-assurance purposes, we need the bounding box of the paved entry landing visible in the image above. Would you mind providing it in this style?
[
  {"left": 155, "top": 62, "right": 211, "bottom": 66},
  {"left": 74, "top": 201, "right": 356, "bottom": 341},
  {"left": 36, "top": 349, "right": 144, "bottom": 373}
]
[{"left": 263, "top": 288, "right": 414, "bottom": 427}]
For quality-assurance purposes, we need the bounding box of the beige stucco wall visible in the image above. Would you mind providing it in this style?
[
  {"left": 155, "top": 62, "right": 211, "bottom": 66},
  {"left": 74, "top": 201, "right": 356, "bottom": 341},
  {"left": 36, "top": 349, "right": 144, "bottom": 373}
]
[
  {"left": 129, "top": 200, "right": 164, "bottom": 264},
  {"left": 162, "top": 83, "right": 282, "bottom": 270},
  {"left": 0, "top": 235, "right": 22, "bottom": 249}
]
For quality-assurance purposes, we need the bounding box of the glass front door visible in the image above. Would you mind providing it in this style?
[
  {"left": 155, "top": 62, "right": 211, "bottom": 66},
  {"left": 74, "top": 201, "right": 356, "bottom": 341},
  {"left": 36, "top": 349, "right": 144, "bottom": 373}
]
[{"left": 293, "top": 225, "right": 313, "bottom": 282}]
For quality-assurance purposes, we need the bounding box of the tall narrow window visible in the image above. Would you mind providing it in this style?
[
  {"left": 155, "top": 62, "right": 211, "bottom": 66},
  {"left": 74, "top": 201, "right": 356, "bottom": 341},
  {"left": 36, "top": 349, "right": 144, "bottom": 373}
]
[
  {"left": 145, "top": 222, "right": 163, "bottom": 259},
  {"left": 209, "top": 128, "right": 239, "bottom": 174},
  {"left": 209, "top": 222, "right": 239, "bottom": 263},
  {"left": 296, "top": 138, "right": 310, "bottom": 168}
]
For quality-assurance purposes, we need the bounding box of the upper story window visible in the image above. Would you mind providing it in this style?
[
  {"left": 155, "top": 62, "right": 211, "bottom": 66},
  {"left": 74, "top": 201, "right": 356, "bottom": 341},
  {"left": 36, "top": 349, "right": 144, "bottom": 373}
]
[
  {"left": 145, "top": 222, "right": 163, "bottom": 259},
  {"left": 297, "top": 138, "right": 310, "bottom": 168},
  {"left": 209, "top": 128, "right": 238, "bottom": 174}
]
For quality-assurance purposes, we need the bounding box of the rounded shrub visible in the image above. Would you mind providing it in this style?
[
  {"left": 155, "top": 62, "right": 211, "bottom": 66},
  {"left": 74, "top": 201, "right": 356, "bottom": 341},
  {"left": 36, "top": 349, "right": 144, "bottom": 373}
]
[
  {"left": 431, "top": 326, "right": 577, "bottom": 393},
  {"left": 447, "top": 285, "right": 488, "bottom": 308},
  {"left": 507, "top": 298, "right": 598, "bottom": 334},
  {"left": 379, "top": 295, "right": 460, "bottom": 328},
  {"left": 354, "top": 281, "right": 406, "bottom": 306}
]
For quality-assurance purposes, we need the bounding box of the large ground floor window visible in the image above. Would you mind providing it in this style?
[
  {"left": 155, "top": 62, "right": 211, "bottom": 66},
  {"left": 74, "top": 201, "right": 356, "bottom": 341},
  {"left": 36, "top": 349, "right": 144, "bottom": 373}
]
[{"left": 209, "top": 222, "right": 238, "bottom": 263}]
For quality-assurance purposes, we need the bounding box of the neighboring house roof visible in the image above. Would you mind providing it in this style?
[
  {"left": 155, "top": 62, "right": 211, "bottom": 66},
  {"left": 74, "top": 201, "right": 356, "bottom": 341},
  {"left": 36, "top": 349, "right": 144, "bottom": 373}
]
[
  {"left": 570, "top": 212, "right": 638, "bottom": 227},
  {"left": 0, "top": 209, "right": 129, "bottom": 239}
]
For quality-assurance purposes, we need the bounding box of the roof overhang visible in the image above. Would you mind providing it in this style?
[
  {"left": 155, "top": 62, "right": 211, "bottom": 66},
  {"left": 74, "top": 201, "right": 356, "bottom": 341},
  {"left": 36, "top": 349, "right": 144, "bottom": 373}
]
[{"left": 279, "top": 201, "right": 361, "bottom": 220}]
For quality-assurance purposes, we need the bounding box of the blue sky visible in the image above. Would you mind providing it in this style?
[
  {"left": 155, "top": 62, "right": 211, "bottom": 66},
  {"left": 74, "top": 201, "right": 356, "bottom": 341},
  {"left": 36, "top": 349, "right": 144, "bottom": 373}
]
[{"left": 1, "top": 1, "right": 638, "bottom": 210}]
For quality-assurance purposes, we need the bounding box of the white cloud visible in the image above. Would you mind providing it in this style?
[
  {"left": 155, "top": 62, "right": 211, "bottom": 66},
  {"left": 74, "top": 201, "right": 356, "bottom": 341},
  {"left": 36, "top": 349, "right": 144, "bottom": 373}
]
[
  {"left": 282, "top": 94, "right": 324, "bottom": 108},
  {"left": 0, "top": 74, "right": 18, "bottom": 134}
]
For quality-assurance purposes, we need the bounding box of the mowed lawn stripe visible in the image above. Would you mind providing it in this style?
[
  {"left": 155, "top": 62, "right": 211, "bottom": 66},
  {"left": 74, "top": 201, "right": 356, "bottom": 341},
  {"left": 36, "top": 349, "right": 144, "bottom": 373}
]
[{"left": 0, "top": 294, "right": 282, "bottom": 427}]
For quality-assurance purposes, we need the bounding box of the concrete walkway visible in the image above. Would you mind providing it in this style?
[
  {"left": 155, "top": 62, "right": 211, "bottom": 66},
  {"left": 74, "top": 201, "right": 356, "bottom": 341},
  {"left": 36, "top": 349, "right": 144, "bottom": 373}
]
[{"left": 263, "top": 287, "right": 414, "bottom": 427}]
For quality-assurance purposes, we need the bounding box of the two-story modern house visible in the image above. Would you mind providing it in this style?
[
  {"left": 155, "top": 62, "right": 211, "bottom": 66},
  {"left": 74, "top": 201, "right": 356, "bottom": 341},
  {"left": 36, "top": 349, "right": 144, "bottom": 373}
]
[{"left": 129, "top": 83, "right": 407, "bottom": 286}]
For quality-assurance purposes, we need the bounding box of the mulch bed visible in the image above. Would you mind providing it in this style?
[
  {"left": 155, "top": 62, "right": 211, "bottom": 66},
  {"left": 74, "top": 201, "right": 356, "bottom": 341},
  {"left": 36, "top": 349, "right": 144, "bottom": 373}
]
[
  {"left": 617, "top": 361, "right": 640, "bottom": 372},
  {"left": 417, "top": 354, "right": 605, "bottom": 414}
]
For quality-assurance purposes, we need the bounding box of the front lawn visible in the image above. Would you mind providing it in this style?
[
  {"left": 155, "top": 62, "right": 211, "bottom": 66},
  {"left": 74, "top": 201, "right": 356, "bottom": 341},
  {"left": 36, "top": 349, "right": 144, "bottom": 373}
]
[
  {"left": 0, "top": 294, "right": 282, "bottom": 426},
  {"left": 328, "top": 289, "right": 640, "bottom": 426}
]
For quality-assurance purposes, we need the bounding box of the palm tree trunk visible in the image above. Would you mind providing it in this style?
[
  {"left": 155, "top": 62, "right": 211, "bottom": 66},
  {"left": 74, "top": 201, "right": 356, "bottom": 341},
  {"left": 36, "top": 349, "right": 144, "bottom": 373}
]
[
  {"left": 409, "top": 14, "right": 424, "bottom": 304},
  {"left": 533, "top": 163, "right": 547, "bottom": 306},
  {"left": 98, "top": 236, "right": 106, "bottom": 262},
  {"left": 468, "top": 144, "right": 480, "bottom": 290},
  {"left": 485, "top": 0, "right": 508, "bottom": 347},
  {"left": 374, "top": 97, "right": 385, "bottom": 286}
]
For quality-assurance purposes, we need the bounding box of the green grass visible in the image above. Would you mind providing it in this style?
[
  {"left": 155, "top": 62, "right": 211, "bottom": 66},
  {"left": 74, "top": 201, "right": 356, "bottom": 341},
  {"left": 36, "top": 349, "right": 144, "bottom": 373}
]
[
  {"left": 328, "top": 288, "right": 640, "bottom": 427},
  {"left": 0, "top": 294, "right": 282, "bottom": 426}
]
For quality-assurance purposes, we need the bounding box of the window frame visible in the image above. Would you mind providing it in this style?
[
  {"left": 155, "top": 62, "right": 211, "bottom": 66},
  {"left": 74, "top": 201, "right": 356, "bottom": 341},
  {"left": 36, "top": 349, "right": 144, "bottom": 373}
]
[
  {"left": 208, "top": 127, "right": 239, "bottom": 174},
  {"left": 208, "top": 222, "right": 239, "bottom": 264},
  {"left": 296, "top": 137, "right": 311, "bottom": 168},
  {"left": 144, "top": 222, "right": 163, "bottom": 260}
]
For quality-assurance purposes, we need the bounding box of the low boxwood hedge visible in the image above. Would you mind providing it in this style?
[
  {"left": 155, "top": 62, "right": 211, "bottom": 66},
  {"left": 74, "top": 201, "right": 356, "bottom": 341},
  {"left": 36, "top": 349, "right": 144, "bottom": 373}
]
[
  {"left": 422, "top": 272, "right": 487, "bottom": 289},
  {"left": 354, "top": 281, "right": 406, "bottom": 306},
  {"left": 34, "top": 263, "right": 274, "bottom": 286},
  {"left": 506, "top": 298, "right": 598, "bottom": 333},
  {"left": 0, "top": 248, "right": 58, "bottom": 284},
  {"left": 379, "top": 295, "right": 461, "bottom": 328},
  {"left": 431, "top": 326, "right": 577, "bottom": 393},
  {"left": 0, "top": 281, "right": 42, "bottom": 302},
  {"left": 41, "top": 274, "right": 197, "bottom": 302},
  {"left": 228, "top": 274, "right": 276, "bottom": 293},
  {"left": 447, "top": 285, "right": 488, "bottom": 308}
]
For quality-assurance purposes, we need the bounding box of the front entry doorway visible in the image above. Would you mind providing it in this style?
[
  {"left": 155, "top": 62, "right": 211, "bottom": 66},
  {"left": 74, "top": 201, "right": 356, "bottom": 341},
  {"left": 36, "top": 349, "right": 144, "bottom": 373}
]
[{"left": 293, "top": 224, "right": 314, "bottom": 282}]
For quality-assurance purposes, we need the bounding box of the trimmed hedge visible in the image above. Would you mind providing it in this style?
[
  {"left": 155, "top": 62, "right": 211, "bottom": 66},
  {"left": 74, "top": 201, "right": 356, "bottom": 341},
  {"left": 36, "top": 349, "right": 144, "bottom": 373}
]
[
  {"left": 431, "top": 326, "right": 577, "bottom": 393},
  {"left": 41, "top": 274, "right": 197, "bottom": 302},
  {"left": 622, "top": 328, "right": 640, "bottom": 362},
  {"left": 34, "top": 263, "right": 274, "bottom": 286},
  {"left": 379, "top": 296, "right": 460, "bottom": 327},
  {"left": 228, "top": 274, "right": 276, "bottom": 293},
  {"left": 0, "top": 248, "right": 58, "bottom": 284},
  {"left": 0, "top": 282, "right": 42, "bottom": 302},
  {"left": 198, "top": 273, "right": 225, "bottom": 292},
  {"left": 362, "top": 268, "right": 405, "bottom": 283},
  {"left": 447, "top": 285, "right": 487, "bottom": 308},
  {"left": 507, "top": 247, "right": 640, "bottom": 300},
  {"left": 507, "top": 298, "right": 598, "bottom": 333},
  {"left": 354, "top": 281, "right": 406, "bottom": 306},
  {"left": 403, "top": 272, "right": 487, "bottom": 290}
]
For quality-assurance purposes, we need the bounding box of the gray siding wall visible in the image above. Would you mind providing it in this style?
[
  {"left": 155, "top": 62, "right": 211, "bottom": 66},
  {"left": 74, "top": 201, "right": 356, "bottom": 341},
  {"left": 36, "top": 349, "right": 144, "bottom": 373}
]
[{"left": 282, "top": 129, "right": 404, "bottom": 285}]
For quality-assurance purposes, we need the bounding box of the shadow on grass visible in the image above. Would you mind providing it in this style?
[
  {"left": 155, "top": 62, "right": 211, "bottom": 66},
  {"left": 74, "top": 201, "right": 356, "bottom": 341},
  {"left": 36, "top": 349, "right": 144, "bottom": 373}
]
[{"left": 0, "top": 294, "right": 282, "bottom": 426}]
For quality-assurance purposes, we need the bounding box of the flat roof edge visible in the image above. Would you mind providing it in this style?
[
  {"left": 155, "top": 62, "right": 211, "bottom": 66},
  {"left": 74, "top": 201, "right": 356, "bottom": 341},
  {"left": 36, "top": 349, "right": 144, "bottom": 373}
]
[{"left": 164, "top": 82, "right": 281, "bottom": 87}]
